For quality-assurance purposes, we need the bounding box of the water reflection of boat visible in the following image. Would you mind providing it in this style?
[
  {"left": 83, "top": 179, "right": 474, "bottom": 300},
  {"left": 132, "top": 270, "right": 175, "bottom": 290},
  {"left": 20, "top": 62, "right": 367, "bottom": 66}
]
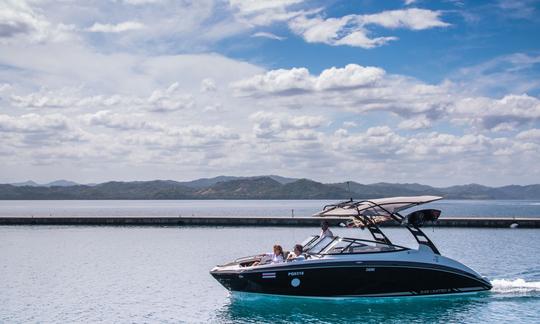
[
  {"left": 210, "top": 196, "right": 492, "bottom": 298},
  {"left": 218, "top": 293, "right": 486, "bottom": 323}
]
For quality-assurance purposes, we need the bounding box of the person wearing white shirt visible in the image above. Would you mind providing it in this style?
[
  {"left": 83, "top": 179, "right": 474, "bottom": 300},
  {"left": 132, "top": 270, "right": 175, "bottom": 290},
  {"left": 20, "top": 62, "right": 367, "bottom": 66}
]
[
  {"left": 287, "top": 244, "right": 305, "bottom": 262},
  {"left": 254, "top": 244, "right": 284, "bottom": 266},
  {"left": 320, "top": 221, "right": 334, "bottom": 238},
  {"left": 270, "top": 244, "right": 285, "bottom": 263}
]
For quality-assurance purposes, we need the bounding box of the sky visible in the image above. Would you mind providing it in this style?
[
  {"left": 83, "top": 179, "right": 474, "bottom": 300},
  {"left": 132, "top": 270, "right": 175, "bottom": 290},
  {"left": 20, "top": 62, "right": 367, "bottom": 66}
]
[{"left": 0, "top": 0, "right": 539, "bottom": 186}]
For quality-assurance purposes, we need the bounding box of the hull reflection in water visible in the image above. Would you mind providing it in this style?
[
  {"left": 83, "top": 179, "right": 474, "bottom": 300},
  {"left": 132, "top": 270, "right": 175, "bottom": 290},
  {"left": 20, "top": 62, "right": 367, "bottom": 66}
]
[{"left": 217, "top": 291, "right": 490, "bottom": 323}]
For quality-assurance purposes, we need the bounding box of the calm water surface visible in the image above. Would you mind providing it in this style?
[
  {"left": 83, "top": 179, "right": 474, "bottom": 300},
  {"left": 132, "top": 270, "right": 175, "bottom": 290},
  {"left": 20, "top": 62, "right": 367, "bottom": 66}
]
[
  {"left": 1, "top": 226, "right": 539, "bottom": 323},
  {"left": 1, "top": 199, "right": 540, "bottom": 217}
]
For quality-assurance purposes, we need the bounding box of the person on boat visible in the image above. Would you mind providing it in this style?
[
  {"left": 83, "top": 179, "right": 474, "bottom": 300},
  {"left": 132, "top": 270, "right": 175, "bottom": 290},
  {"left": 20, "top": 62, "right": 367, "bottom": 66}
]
[
  {"left": 270, "top": 245, "right": 285, "bottom": 263},
  {"left": 253, "top": 244, "right": 284, "bottom": 266},
  {"left": 287, "top": 244, "right": 305, "bottom": 261},
  {"left": 320, "top": 221, "right": 334, "bottom": 238}
]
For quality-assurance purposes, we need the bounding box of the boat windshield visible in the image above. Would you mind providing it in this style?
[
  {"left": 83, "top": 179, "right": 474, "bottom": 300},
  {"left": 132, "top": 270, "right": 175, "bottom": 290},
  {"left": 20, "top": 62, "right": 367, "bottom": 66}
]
[
  {"left": 319, "top": 237, "right": 407, "bottom": 255},
  {"left": 306, "top": 236, "right": 336, "bottom": 255},
  {"left": 301, "top": 235, "right": 320, "bottom": 252}
]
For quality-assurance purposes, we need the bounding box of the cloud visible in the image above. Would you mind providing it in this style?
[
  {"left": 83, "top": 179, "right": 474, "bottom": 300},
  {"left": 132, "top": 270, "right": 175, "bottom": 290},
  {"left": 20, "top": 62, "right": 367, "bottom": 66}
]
[
  {"left": 86, "top": 21, "right": 145, "bottom": 33},
  {"left": 0, "top": 83, "right": 12, "bottom": 92},
  {"left": 361, "top": 8, "right": 450, "bottom": 30},
  {"left": 229, "top": 0, "right": 308, "bottom": 26},
  {"left": 8, "top": 87, "right": 133, "bottom": 109},
  {"left": 200, "top": 78, "right": 217, "bottom": 92},
  {"left": 0, "top": 38, "right": 264, "bottom": 96},
  {"left": 251, "top": 31, "right": 286, "bottom": 40},
  {"left": 233, "top": 65, "right": 454, "bottom": 119},
  {"left": 203, "top": 103, "right": 223, "bottom": 112},
  {"left": 497, "top": 0, "right": 537, "bottom": 19},
  {"left": 332, "top": 126, "right": 511, "bottom": 162},
  {"left": 8, "top": 87, "right": 143, "bottom": 109},
  {"left": 82, "top": 110, "right": 163, "bottom": 130},
  {"left": 0, "top": 1, "right": 45, "bottom": 38},
  {"left": 315, "top": 64, "right": 385, "bottom": 90},
  {"left": 122, "top": 0, "right": 163, "bottom": 5},
  {"left": 249, "top": 111, "right": 326, "bottom": 139},
  {"left": 227, "top": 2, "right": 447, "bottom": 49},
  {"left": 234, "top": 64, "right": 540, "bottom": 132},
  {"left": 0, "top": 113, "right": 92, "bottom": 149},
  {"left": 126, "top": 124, "right": 240, "bottom": 150},
  {"left": 398, "top": 116, "right": 432, "bottom": 130},
  {"left": 233, "top": 67, "right": 313, "bottom": 95},
  {"left": 0, "top": 113, "right": 69, "bottom": 133},
  {"left": 147, "top": 82, "right": 195, "bottom": 112},
  {"left": 451, "top": 53, "right": 540, "bottom": 96},
  {"left": 20, "top": 0, "right": 241, "bottom": 52},
  {"left": 452, "top": 94, "right": 540, "bottom": 129},
  {"left": 0, "top": 0, "right": 73, "bottom": 42},
  {"left": 289, "top": 8, "right": 448, "bottom": 48},
  {"left": 288, "top": 15, "right": 392, "bottom": 49},
  {"left": 4, "top": 78, "right": 230, "bottom": 116},
  {"left": 233, "top": 64, "right": 385, "bottom": 95},
  {"left": 0, "top": 8, "right": 34, "bottom": 38},
  {"left": 229, "top": 0, "right": 304, "bottom": 13},
  {"left": 0, "top": 0, "right": 538, "bottom": 185},
  {"left": 516, "top": 128, "right": 540, "bottom": 140}
]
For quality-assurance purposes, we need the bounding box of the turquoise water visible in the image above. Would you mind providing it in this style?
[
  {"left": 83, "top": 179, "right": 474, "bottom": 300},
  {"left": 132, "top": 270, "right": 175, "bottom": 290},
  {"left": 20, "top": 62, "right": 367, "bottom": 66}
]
[
  {"left": 1, "top": 226, "right": 539, "bottom": 323},
  {"left": 1, "top": 199, "right": 540, "bottom": 217}
]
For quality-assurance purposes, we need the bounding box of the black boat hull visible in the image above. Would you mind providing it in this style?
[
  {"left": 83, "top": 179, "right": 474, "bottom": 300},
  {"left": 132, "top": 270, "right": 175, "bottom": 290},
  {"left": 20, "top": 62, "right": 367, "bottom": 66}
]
[{"left": 211, "top": 261, "right": 492, "bottom": 298}]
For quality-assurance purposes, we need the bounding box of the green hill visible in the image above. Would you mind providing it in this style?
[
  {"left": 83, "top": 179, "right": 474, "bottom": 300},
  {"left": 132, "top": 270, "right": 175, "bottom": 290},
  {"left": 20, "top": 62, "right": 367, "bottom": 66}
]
[{"left": 1, "top": 176, "right": 539, "bottom": 199}]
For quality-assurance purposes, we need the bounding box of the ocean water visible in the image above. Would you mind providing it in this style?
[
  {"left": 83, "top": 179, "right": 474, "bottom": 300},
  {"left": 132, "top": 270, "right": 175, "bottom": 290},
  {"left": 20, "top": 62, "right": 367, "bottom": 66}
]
[
  {"left": 0, "top": 199, "right": 539, "bottom": 217},
  {"left": 1, "top": 225, "right": 539, "bottom": 323}
]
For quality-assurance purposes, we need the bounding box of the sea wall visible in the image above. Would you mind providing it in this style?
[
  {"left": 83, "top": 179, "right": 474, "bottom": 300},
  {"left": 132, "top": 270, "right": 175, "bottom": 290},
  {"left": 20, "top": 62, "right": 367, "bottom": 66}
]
[{"left": 0, "top": 216, "right": 538, "bottom": 228}]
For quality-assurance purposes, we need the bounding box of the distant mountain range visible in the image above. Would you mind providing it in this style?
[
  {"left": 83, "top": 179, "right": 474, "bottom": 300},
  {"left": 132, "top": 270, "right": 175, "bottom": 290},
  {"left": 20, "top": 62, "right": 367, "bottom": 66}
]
[
  {"left": 9, "top": 180, "right": 80, "bottom": 187},
  {"left": 1, "top": 176, "right": 539, "bottom": 200}
]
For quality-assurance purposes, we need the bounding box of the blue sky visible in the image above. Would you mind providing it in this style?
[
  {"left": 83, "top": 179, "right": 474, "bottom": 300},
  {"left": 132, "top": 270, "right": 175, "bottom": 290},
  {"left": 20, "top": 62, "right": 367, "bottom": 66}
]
[
  {"left": 0, "top": 0, "right": 539, "bottom": 186},
  {"left": 221, "top": 0, "right": 540, "bottom": 91}
]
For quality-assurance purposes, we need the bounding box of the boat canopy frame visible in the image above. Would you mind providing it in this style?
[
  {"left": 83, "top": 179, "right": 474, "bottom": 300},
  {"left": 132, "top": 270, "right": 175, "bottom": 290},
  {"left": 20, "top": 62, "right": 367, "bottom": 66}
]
[{"left": 315, "top": 196, "right": 443, "bottom": 255}]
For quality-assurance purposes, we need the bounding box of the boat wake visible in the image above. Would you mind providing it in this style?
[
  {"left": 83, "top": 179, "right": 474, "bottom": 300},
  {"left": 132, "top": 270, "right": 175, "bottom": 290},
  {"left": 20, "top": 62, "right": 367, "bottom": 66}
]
[{"left": 491, "top": 278, "right": 540, "bottom": 294}]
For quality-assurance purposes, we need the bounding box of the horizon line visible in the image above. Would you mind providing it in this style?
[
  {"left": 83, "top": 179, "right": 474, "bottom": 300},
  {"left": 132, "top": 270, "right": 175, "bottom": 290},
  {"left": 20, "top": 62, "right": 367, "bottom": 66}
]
[{"left": 3, "top": 176, "right": 539, "bottom": 188}]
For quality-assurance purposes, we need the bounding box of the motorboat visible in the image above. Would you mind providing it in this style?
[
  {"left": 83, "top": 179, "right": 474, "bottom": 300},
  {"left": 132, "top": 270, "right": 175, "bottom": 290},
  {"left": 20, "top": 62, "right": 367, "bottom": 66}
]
[{"left": 210, "top": 196, "right": 492, "bottom": 298}]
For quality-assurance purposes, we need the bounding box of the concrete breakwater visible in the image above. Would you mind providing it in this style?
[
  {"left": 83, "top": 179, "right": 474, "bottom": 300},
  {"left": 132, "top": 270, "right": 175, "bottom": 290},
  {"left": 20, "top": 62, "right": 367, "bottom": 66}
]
[{"left": 0, "top": 216, "right": 539, "bottom": 228}]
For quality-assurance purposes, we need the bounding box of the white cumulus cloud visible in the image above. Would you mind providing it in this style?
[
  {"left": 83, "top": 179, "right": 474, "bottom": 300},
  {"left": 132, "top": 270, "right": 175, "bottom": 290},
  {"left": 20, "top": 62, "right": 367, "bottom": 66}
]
[
  {"left": 87, "top": 21, "right": 145, "bottom": 33},
  {"left": 81, "top": 110, "right": 163, "bottom": 131},
  {"left": 233, "top": 64, "right": 385, "bottom": 95},
  {"left": 0, "top": 0, "right": 74, "bottom": 43},
  {"left": 0, "top": 113, "right": 69, "bottom": 133},
  {"left": 147, "top": 82, "right": 195, "bottom": 112},
  {"left": 398, "top": 116, "right": 432, "bottom": 130},
  {"left": 289, "top": 8, "right": 449, "bottom": 48},
  {"left": 360, "top": 8, "right": 450, "bottom": 30},
  {"left": 249, "top": 111, "right": 326, "bottom": 139}
]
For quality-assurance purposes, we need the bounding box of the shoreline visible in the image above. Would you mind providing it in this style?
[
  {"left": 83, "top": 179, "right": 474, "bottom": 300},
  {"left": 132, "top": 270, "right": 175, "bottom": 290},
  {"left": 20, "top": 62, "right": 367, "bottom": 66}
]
[{"left": 0, "top": 216, "right": 539, "bottom": 228}]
